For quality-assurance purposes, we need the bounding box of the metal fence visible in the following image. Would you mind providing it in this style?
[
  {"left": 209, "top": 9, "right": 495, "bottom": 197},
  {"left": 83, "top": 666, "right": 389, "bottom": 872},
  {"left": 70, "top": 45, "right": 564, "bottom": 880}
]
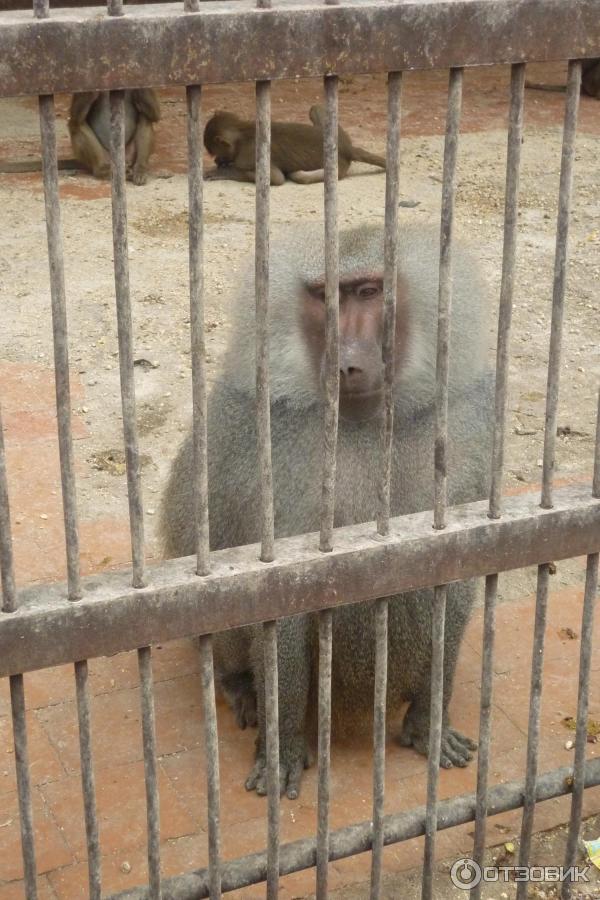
[{"left": 0, "top": 1, "right": 599, "bottom": 899}]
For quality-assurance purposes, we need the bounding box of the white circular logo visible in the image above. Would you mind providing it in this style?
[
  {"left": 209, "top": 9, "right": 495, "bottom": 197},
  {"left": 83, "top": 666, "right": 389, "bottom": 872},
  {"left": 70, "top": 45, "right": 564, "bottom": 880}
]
[{"left": 450, "top": 857, "right": 482, "bottom": 890}]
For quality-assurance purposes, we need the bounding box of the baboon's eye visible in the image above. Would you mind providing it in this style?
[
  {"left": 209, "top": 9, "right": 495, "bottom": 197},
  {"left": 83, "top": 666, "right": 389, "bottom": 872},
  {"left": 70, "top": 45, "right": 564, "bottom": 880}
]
[{"left": 357, "top": 282, "right": 380, "bottom": 299}]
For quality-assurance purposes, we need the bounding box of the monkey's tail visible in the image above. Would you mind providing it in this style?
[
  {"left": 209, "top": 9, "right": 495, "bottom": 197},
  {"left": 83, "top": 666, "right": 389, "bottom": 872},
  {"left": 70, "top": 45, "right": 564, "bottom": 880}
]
[
  {"left": 0, "top": 158, "right": 84, "bottom": 174},
  {"left": 525, "top": 81, "right": 567, "bottom": 93},
  {"left": 351, "top": 145, "right": 387, "bottom": 170}
]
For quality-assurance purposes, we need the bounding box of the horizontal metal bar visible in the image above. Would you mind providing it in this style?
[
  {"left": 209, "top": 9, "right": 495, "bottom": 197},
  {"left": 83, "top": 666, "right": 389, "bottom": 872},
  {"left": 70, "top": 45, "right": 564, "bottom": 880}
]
[
  {"left": 106, "top": 760, "right": 600, "bottom": 900},
  {"left": 1, "top": 484, "right": 598, "bottom": 677},
  {"left": 1, "top": 0, "right": 600, "bottom": 97}
]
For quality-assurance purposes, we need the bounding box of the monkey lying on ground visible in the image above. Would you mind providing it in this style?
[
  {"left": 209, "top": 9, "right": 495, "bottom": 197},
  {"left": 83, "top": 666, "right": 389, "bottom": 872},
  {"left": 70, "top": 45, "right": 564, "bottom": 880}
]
[
  {"left": 161, "top": 222, "right": 493, "bottom": 798},
  {"left": 68, "top": 89, "right": 161, "bottom": 185},
  {"left": 203, "top": 105, "right": 387, "bottom": 185},
  {"left": 526, "top": 58, "right": 600, "bottom": 99},
  {"left": 0, "top": 90, "right": 161, "bottom": 182}
]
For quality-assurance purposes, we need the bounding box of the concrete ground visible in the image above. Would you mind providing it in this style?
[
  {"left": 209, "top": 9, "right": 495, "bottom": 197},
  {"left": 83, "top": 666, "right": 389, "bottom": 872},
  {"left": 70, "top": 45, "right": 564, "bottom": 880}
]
[{"left": 0, "top": 61, "right": 599, "bottom": 898}]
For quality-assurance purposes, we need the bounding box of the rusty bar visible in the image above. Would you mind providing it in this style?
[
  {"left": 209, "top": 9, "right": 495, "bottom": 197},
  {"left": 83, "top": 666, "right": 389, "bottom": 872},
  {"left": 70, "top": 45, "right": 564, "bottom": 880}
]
[
  {"left": 516, "top": 562, "right": 550, "bottom": 897},
  {"left": 3, "top": 2, "right": 600, "bottom": 98},
  {"left": 1, "top": 485, "right": 598, "bottom": 678},
  {"left": 10, "top": 675, "right": 38, "bottom": 899},
  {"left": 489, "top": 62, "right": 525, "bottom": 519},
  {"left": 471, "top": 66, "right": 526, "bottom": 897},
  {"left": 38, "top": 92, "right": 82, "bottom": 600},
  {"left": 256, "top": 0, "right": 271, "bottom": 8},
  {"left": 263, "top": 620, "right": 280, "bottom": 898},
  {"left": 0, "top": 403, "right": 17, "bottom": 614},
  {"left": 540, "top": 60, "right": 581, "bottom": 509},
  {"left": 107, "top": 761, "right": 600, "bottom": 900},
  {"left": 434, "top": 66, "right": 463, "bottom": 530},
  {"left": 316, "top": 608, "right": 332, "bottom": 899},
  {"left": 421, "top": 584, "right": 447, "bottom": 900},
  {"left": 32, "top": 0, "right": 48, "bottom": 16},
  {"left": 319, "top": 74, "right": 340, "bottom": 554},
  {"left": 593, "top": 388, "right": 600, "bottom": 499},
  {"left": 423, "top": 67, "right": 463, "bottom": 900},
  {"left": 186, "top": 83, "right": 210, "bottom": 577},
  {"left": 377, "top": 70, "right": 402, "bottom": 536},
  {"left": 110, "top": 90, "right": 146, "bottom": 588},
  {"left": 138, "top": 647, "right": 162, "bottom": 898},
  {"left": 370, "top": 597, "right": 388, "bottom": 898},
  {"left": 74, "top": 660, "right": 101, "bottom": 899},
  {"left": 561, "top": 552, "right": 599, "bottom": 899},
  {"left": 183, "top": 0, "right": 199, "bottom": 10},
  {"left": 107, "top": 0, "right": 123, "bottom": 14},
  {"left": 199, "top": 636, "right": 222, "bottom": 900},
  {"left": 255, "top": 79, "right": 275, "bottom": 563},
  {"left": 470, "top": 572, "right": 498, "bottom": 900}
]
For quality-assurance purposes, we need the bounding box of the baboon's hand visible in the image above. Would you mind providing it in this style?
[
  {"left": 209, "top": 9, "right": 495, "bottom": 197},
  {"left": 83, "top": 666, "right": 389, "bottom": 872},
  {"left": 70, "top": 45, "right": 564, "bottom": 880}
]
[{"left": 245, "top": 738, "right": 310, "bottom": 800}]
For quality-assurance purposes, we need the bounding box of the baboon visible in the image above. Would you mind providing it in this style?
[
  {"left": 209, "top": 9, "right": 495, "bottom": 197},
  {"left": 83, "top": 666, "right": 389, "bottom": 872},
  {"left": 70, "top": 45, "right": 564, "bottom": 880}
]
[
  {"left": 68, "top": 89, "right": 160, "bottom": 185},
  {"left": 525, "top": 58, "right": 600, "bottom": 99},
  {"left": 203, "top": 104, "right": 387, "bottom": 185},
  {"left": 161, "top": 223, "right": 493, "bottom": 798}
]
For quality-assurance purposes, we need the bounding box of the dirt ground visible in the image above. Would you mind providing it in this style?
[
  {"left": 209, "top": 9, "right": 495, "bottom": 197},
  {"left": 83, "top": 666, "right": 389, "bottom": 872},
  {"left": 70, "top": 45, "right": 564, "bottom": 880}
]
[{"left": 0, "top": 62, "right": 599, "bottom": 898}]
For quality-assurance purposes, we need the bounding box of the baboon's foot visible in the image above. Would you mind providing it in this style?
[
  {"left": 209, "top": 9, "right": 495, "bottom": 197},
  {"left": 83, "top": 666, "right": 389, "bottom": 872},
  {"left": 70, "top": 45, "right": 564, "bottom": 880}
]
[
  {"left": 399, "top": 704, "right": 477, "bottom": 768},
  {"left": 245, "top": 737, "right": 310, "bottom": 800},
  {"left": 129, "top": 164, "right": 148, "bottom": 186}
]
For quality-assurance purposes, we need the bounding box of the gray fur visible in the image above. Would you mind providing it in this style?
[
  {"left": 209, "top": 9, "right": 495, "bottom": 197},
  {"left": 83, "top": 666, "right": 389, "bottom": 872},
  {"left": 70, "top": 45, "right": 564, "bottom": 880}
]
[{"left": 160, "top": 222, "right": 493, "bottom": 797}]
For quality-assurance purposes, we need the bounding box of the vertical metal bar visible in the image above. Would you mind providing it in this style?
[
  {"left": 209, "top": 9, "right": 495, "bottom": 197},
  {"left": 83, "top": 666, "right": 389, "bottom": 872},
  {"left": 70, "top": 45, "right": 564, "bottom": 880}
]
[
  {"left": 377, "top": 71, "right": 402, "bottom": 537},
  {"left": 470, "top": 573, "right": 498, "bottom": 899},
  {"left": 316, "top": 608, "right": 333, "bottom": 899},
  {"left": 421, "top": 584, "right": 447, "bottom": 900},
  {"left": 561, "top": 394, "right": 600, "bottom": 899},
  {"left": 319, "top": 75, "right": 340, "bottom": 554},
  {"left": 593, "top": 388, "right": 600, "bottom": 499},
  {"left": 561, "top": 553, "right": 599, "bottom": 899},
  {"left": 32, "top": 0, "right": 48, "bottom": 17},
  {"left": 0, "top": 403, "right": 17, "bottom": 614},
  {"left": 517, "top": 65, "right": 581, "bottom": 899},
  {"left": 138, "top": 647, "right": 161, "bottom": 899},
  {"left": 433, "top": 67, "right": 463, "bottom": 532},
  {"left": 38, "top": 93, "right": 82, "bottom": 601},
  {"left": 256, "top": 0, "right": 272, "bottom": 8},
  {"left": 422, "top": 68, "right": 463, "bottom": 900},
  {"left": 186, "top": 84, "right": 210, "bottom": 577},
  {"left": 109, "top": 90, "right": 145, "bottom": 588},
  {"left": 10, "top": 675, "right": 38, "bottom": 899},
  {"left": 470, "top": 66, "right": 525, "bottom": 898},
  {"left": 264, "top": 620, "right": 280, "bottom": 900},
  {"left": 199, "top": 636, "right": 221, "bottom": 900},
  {"left": 255, "top": 79, "right": 275, "bottom": 563},
  {"left": 540, "top": 61, "right": 582, "bottom": 510},
  {"left": 516, "top": 562, "right": 550, "bottom": 896},
  {"left": 74, "top": 660, "right": 101, "bottom": 899},
  {"left": 183, "top": 0, "right": 200, "bottom": 10},
  {"left": 370, "top": 597, "right": 389, "bottom": 900},
  {"left": 107, "top": 0, "right": 123, "bottom": 14},
  {"left": 489, "top": 63, "right": 526, "bottom": 519}
]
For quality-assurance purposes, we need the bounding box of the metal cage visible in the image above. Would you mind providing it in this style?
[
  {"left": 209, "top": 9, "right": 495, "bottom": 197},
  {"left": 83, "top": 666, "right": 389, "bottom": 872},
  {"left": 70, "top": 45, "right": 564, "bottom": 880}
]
[{"left": 0, "top": 1, "right": 599, "bottom": 899}]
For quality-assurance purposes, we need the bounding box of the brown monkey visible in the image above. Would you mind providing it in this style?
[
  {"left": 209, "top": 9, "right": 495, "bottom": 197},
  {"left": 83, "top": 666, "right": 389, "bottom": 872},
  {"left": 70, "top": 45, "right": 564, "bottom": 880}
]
[
  {"left": 68, "top": 89, "right": 161, "bottom": 185},
  {"left": 203, "top": 105, "right": 386, "bottom": 185},
  {"left": 161, "top": 223, "right": 493, "bottom": 799},
  {"left": 526, "top": 59, "right": 600, "bottom": 99}
]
